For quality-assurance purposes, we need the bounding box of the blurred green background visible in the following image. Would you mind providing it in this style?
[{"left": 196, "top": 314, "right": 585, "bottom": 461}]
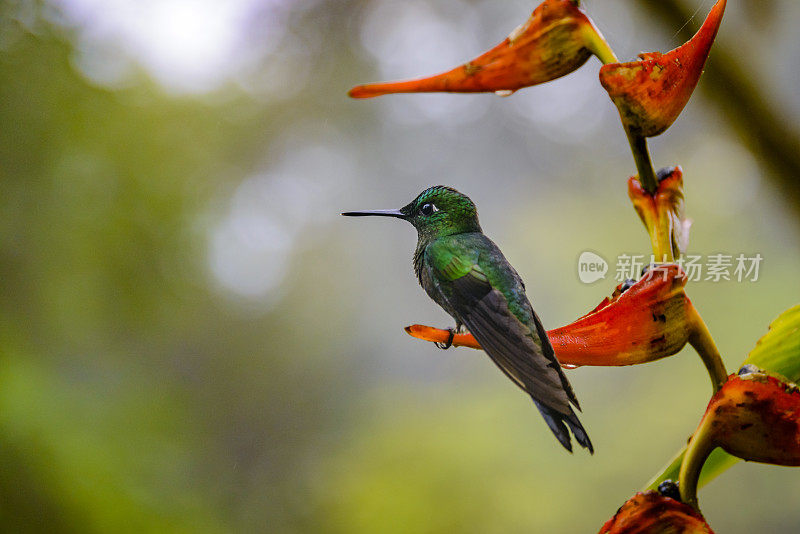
[{"left": 1, "top": 0, "right": 799, "bottom": 532}]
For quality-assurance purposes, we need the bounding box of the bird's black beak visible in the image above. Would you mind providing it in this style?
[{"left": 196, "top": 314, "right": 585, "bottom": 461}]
[{"left": 341, "top": 209, "right": 406, "bottom": 218}]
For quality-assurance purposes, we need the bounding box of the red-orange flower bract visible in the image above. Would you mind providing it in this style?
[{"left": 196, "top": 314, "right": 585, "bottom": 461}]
[
  {"left": 407, "top": 264, "right": 694, "bottom": 368},
  {"left": 599, "top": 0, "right": 726, "bottom": 137},
  {"left": 629, "top": 166, "right": 689, "bottom": 260},
  {"left": 598, "top": 491, "right": 714, "bottom": 534},
  {"left": 350, "top": 0, "right": 606, "bottom": 98},
  {"left": 679, "top": 368, "right": 800, "bottom": 509},
  {"left": 707, "top": 370, "right": 800, "bottom": 465}
]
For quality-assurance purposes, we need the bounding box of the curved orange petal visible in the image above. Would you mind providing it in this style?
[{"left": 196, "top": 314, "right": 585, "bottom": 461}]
[
  {"left": 599, "top": 491, "right": 714, "bottom": 534},
  {"left": 599, "top": 0, "right": 726, "bottom": 137},
  {"left": 679, "top": 368, "right": 800, "bottom": 508},
  {"left": 350, "top": 0, "right": 606, "bottom": 98},
  {"left": 629, "top": 166, "right": 689, "bottom": 260},
  {"left": 684, "top": 368, "right": 800, "bottom": 470},
  {"left": 711, "top": 370, "right": 800, "bottom": 464},
  {"left": 548, "top": 264, "right": 691, "bottom": 366},
  {"left": 406, "top": 264, "right": 693, "bottom": 367}
]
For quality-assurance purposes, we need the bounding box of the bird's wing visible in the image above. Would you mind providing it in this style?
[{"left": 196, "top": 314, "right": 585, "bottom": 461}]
[{"left": 425, "top": 239, "right": 574, "bottom": 415}]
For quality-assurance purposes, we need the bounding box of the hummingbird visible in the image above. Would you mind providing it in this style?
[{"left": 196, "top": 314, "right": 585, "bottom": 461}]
[{"left": 342, "top": 186, "right": 593, "bottom": 453}]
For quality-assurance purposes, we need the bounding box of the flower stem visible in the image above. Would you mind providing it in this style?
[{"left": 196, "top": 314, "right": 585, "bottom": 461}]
[
  {"left": 582, "top": 22, "right": 618, "bottom": 65},
  {"left": 647, "top": 209, "right": 675, "bottom": 262},
  {"left": 679, "top": 412, "right": 716, "bottom": 510},
  {"left": 626, "top": 128, "right": 659, "bottom": 195},
  {"left": 687, "top": 302, "right": 728, "bottom": 393},
  {"left": 580, "top": 17, "right": 660, "bottom": 195}
]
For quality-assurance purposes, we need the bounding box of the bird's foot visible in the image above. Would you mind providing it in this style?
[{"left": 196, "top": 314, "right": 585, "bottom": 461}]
[{"left": 434, "top": 327, "right": 456, "bottom": 350}]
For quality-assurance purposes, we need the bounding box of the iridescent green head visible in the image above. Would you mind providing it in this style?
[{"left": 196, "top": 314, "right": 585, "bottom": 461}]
[{"left": 342, "top": 185, "right": 482, "bottom": 239}]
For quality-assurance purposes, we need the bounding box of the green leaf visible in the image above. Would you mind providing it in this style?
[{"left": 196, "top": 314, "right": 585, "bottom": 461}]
[
  {"left": 644, "top": 447, "right": 738, "bottom": 492},
  {"left": 743, "top": 304, "right": 800, "bottom": 382},
  {"left": 644, "top": 304, "right": 800, "bottom": 491}
]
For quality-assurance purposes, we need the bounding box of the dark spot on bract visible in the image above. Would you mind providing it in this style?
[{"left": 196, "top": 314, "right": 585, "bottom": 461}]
[
  {"left": 738, "top": 364, "right": 761, "bottom": 376},
  {"left": 620, "top": 278, "right": 636, "bottom": 293},
  {"left": 656, "top": 166, "right": 677, "bottom": 182},
  {"left": 651, "top": 312, "right": 667, "bottom": 323},
  {"left": 657, "top": 480, "right": 681, "bottom": 501}
]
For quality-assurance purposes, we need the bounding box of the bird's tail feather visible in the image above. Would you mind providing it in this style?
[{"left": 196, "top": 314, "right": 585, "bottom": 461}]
[{"left": 533, "top": 399, "right": 594, "bottom": 454}]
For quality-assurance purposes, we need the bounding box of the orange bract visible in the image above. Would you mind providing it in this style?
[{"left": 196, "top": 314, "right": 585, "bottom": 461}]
[
  {"left": 598, "top": 491, "right": 714, "bottom": 534},
  {"left": 679, "top": 368, "right": 800, "bottom": 509},
  {"left": 599, "top": 0, "right": 726, "bottom": 137},
  {"left": 698, "top": 370, "right": 800, "bottom": 465},
  {"left": 629, "top": 167, "right": 689, "bottom": 261},
  {"left": 350, "top": 0, "right": 604, "bottom": 98},
  {"left": 407, "top": 264, "right": 694, "bottom": 368}
]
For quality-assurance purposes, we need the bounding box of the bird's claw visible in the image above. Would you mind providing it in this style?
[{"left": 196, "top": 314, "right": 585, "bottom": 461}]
[{"left": 434, "top": 328, "right": 456, "bottom": 350}]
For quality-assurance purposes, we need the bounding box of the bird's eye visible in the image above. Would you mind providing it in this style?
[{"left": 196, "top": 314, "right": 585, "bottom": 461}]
[{"left": 420, "top": 203, "right": 438, "bottom": 216}]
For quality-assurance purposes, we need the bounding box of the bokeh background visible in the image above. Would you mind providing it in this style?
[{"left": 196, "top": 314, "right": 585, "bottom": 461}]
[{"left": 2, "top": 0, "right": 800, "bottom": 532}]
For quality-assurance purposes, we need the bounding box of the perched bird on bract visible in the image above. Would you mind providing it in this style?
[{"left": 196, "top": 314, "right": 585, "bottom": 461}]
[{"left": 343, "top": 186, "right": 593, "bottom": 453}]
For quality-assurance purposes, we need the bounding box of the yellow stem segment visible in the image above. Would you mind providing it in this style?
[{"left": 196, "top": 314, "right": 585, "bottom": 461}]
[
  {"left": 686, "top": 302, "right": 728, "bottom": 394},
  {"left": 581, "top": 21, "right": 618, "bottom": 65},
  {"left": 626, "top": 128, "right": 659, "bottom": 196},
  {"left": 583, "top": 17, "right": 661, "bottom": 197},
  {"left": 679, "top": 411, "right": 717, "bottom": 510},
  {"left": 648, "top": 211, "right": 675, "bottom": 263}
]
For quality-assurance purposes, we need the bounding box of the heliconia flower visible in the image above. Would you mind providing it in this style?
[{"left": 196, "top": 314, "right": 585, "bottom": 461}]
[
  {"left": 629, "top": 166, "right": 690, "bottom": 261},
  {"left": 645, "top": 305, "right": 800, "bottom": 499},
  {"left": 679, "top": 367, "right": 800, "bottom": 509},
  {"left": 408, "top": 264, "right": 694, "bottom": 367},
  {"left": 598, "top": 491, "right": 714, "bottom": 534},
  {"left": 599, "top": 0, "right": 726, "bottom": 137},
  {"left": 546, "top": 264, "right": 692, "bottom": 368},
  {"left": 349, "top": 0, "right": 615, "bottom": 99}
]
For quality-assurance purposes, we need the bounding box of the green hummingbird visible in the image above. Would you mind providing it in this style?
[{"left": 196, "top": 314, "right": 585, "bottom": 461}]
[{"left": 343, "top": 185, "right": 593, "bottom": 453}]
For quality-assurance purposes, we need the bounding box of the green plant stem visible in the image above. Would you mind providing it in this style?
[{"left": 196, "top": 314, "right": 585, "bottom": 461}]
[
  {"left": 646, "top": 208, "right": 675, "bottom": 262},
  {"left": 580, "top": 17, "right": 660, "bottom": 195},
  {"left": 644, "top": 447, "right": 738, "bottom": 493},
  {"left": 679, "top": 412, "right": 717, "bottom": 510},
  {"left": 626, "top": 128, "right": 659, "bottom": 194},
  {"left": 582, "top": 22, "right": 618, "bottom": 65},
  {"left": 641, "top": 0, "right": 800, "bottom": 231},
  {"left": 687, "top": 303, "right": 728, "bottom": 393}
]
